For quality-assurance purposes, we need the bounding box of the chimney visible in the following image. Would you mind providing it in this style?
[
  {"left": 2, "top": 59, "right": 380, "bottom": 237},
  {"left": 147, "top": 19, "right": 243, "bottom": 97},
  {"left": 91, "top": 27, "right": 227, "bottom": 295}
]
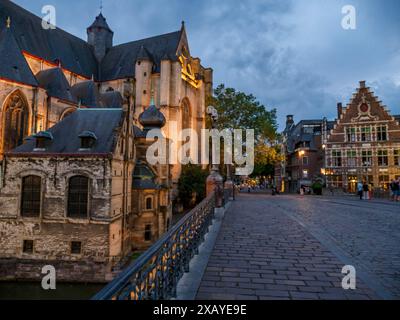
[
  {"left": 337, "top": 103, "right": 343, "bottom": 119},
  {"left": 286, "top": 115, "right": 294, "bottom": 126},
  {"left": 359, "top": 81, "right": 366, "bottom": 88}
]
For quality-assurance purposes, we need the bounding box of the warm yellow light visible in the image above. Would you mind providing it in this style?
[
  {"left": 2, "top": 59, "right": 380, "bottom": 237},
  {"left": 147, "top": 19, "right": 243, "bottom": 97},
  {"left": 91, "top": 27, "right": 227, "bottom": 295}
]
[
  {"left": 321, "top": 168, "right": 326, "bottom": 175},
  {"left": 299, "top": 150, "right": 305, "bottom": 157}
]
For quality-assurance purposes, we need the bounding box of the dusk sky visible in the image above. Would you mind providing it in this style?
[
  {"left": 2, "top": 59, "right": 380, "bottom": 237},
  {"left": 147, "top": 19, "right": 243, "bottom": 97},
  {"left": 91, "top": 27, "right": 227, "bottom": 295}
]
[{"left": 13, "top": 0, "right": 400, "bottom": 129}]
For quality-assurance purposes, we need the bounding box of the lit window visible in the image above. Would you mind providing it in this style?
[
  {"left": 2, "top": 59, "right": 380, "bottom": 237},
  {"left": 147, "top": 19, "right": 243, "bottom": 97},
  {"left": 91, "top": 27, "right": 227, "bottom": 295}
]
[{"left": 302, "top": 170, "right": 309, "bottom": 179}]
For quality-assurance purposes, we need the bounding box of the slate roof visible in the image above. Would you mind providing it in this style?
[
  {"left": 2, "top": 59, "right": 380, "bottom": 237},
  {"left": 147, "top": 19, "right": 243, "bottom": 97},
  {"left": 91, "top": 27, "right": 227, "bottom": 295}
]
[
  {"left": 0, "top": 0, "right": 183, "bottom": 84},
  {"left": 139, "top": 104, "right": 166, "bottom": 131},
  {"left": 0, "top": 23, "right": 38, "bottom": 86},
  {"left": 87, "top": 13, "right": 112, "bottom": 33},
  {"left": 0, "top": 0, "right": 98, "bottom": 78},
  {"left": 101, "top": 91, "right": 123, "bottom": 108},
  {"left": 10, "top": 109, "right": 124, "bottom": 155},
  {"left": 132, "top": 161, "right": 160, "bottom": 190},
  {"left": 71, "top": 80, "right": 102, "bottom": 108},
  {"left": 36, "top": 67, "right": 76, "bottom": 103},
  {"left": 99, "top": 31, "right": 181, "bottom": 81}
]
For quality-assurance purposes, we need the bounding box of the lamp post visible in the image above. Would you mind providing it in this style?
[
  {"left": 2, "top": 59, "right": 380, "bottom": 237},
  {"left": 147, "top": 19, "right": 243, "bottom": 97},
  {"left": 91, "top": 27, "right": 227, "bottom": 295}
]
[{"left": 206, "top": 106, "right": 224, "bottom": 208}]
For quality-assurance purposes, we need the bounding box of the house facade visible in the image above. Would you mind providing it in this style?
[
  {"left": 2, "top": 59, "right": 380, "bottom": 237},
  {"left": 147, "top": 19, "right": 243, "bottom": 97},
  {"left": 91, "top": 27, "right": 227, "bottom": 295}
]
[{"left": 325, "top": 81, "right": 400, "bottom": 193}]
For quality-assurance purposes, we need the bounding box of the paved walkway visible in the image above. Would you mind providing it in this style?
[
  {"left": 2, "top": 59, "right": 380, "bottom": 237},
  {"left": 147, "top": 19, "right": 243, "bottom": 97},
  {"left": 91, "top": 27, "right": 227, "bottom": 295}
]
[{"left": 196, "top": 194, "right": 400, "bottom": 300}]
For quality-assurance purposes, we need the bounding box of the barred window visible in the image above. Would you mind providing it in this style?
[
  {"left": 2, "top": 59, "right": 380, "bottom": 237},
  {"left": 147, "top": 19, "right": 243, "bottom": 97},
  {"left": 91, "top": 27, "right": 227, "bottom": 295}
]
[
  {"left": 377, "top": 126, "right": 388, "bottom": 141},
  {"left": 378, "top": 150, "right": 388, "bottom": 167},
  {"left": 347, "top": 150, "right": 357, "bottom": 167},
  {"left": 362, "top": 150, "right": 373, "bottom": 166},
  {"left": 67, "top": 176, "right": 89, "bottom": 218},
  {"left": 361, "top": 126, "right": 372, "bottom": 142},
  {"left": 332, "top": 150, "right": 342, "bottom": 167},
  {"left": 21, "top": 176, "right": 41, "bottom": 217},
  {"left": 346, "top": 127, "right": 356, "bottom": 142},
  {"left": 394, "top": 150, "right": 400, "bottom": 166}
]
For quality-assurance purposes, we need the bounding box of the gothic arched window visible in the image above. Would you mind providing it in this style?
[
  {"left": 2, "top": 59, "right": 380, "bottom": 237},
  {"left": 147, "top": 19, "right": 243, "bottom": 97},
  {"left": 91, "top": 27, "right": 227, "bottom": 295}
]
[
  {"left": 67, "top": 176, "right": 89, "bottom": 218},
  {"left": 2, "top": 91, "right": 30, "bottom": 152},
  {"left": 21, "top": 175, "right": 42, "bottom": 217},
  {"left": 182, "top": 99, "right": 191, "bottom": 130}
]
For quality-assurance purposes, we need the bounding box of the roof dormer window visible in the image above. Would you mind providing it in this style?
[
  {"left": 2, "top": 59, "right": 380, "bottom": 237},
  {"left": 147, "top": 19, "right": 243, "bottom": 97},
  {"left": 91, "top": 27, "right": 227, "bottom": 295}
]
[
  {"left": 33, "top": 131, "right": 53, "bottom": 151},
  {"left": 78, "top": 131, "right": 97, "bottom": 150}
]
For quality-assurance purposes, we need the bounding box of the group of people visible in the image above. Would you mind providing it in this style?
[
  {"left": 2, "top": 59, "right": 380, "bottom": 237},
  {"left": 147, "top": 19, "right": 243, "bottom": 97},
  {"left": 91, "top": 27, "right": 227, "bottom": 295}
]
[
  {"left": 389, "top": 179, "right": 400, "bottom": 202},
  {"left": 357, "top": 179, "right": 400, "bottom": 201}
]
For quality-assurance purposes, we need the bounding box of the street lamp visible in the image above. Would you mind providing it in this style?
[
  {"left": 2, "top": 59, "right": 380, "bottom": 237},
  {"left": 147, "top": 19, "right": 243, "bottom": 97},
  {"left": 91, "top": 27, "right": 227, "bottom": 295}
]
[{"left": 206, "top": 106, "right": 224, "bottom": 207}]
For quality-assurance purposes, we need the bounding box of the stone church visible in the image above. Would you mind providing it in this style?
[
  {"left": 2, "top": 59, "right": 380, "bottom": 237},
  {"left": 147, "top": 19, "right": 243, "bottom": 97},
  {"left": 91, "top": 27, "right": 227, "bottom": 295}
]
[{"left": 0, "top": 0, "right": 212, "bottom": 282}]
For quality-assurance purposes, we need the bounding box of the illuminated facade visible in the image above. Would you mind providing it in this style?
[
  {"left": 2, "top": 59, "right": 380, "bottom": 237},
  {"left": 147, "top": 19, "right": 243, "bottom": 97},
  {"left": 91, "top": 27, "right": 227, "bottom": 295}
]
[
  {"left": 0, "top": 1, "right": 212, "bottom": 282},
  {"left": 325, "top": 81, "right": 400, "bottom": 193}
]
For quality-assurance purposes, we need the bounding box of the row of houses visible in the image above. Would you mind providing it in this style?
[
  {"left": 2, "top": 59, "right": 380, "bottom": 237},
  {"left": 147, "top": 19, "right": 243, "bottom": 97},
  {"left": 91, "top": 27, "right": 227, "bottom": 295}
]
[{"left": 276, "top": 81, "right": 400, "bottom": 194}]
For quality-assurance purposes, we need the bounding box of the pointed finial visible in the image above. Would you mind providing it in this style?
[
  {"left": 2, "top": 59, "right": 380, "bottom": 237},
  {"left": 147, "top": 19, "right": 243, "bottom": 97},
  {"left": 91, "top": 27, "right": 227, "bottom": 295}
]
[
  {"left": 6, "top": 16, "right": 11, "bottom": 29},
  {"left": 181, "top": 20, "right": 185, "bottom": 28},
  {"left": 150, "top": 79, "right": 155, "bottom": 106},
  {"left": 100, "top": 0, "right": 103, "bottom": 14}
]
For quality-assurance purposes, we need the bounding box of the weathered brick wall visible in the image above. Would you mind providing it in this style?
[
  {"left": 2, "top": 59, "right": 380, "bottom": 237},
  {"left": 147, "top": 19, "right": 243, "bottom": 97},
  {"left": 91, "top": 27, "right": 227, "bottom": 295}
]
[{"left": 0, "top": 156, "right": 115, "bottom": 282}]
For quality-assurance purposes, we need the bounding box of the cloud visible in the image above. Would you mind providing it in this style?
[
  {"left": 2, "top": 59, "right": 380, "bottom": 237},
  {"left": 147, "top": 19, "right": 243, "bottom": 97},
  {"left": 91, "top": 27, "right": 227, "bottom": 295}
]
[{"left": 14, "top": 0, "right": 400, "bottom": 128}]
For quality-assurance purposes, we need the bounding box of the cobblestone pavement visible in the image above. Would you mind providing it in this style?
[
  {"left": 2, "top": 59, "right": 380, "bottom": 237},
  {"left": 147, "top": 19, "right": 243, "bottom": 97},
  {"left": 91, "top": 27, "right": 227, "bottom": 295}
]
[{"left": 196, "top": 194, "right": 400, "bottom": 300}]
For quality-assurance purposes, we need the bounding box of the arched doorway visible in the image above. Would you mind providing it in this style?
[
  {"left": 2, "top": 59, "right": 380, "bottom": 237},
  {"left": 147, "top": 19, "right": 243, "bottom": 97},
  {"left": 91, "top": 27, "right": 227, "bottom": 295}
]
[{"left": 2, "top": 91, "right": 30, "bottom": 152}]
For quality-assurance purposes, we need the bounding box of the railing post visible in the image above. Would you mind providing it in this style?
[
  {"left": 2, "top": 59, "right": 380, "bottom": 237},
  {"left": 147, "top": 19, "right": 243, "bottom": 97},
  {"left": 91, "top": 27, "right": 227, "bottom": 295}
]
[{"left": 207, "top": 169, "right": 223, "bottom": 208}]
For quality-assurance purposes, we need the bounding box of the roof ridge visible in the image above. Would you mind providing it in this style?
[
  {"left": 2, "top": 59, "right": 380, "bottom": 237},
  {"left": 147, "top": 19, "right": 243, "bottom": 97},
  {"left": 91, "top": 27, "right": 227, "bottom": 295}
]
[
  {"left": 111, "top": 29, "right": 181, "bottom": 49},
  {"left": 3, "top": 0, "right": 91, "bottom": 47}
]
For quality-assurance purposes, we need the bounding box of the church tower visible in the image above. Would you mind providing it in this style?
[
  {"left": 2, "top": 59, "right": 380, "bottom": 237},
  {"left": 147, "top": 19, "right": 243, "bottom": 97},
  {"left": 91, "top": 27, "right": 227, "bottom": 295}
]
[{"left": 87, "top": 13, "right": 113, "bottom": 63}]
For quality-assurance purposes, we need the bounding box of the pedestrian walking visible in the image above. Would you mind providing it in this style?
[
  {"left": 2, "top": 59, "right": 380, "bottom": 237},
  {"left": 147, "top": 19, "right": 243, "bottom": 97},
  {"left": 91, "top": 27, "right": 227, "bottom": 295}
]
[
  {"left": 363, "top": 181, "right": 370, "bottom": 200},
  {"left": 357, "top": 181, "right": 363, "bottom": 200},
  {"left": 395, "top": 178, "right": 400, "bottom": 202},
  {"left": 390, "top": 179, "right": 397, "bottom": 201}
]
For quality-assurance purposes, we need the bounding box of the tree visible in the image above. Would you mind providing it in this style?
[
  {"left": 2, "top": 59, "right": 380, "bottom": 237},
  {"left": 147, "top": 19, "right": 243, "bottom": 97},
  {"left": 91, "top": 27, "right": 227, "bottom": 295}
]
[
  {"left": 208, "top": 84, "right": 282, "bottom": 176},
  {"left": 178, "top": 164, "right": 209, "bottom": 209},
  {"left": 208, "top": 84, "right": 277, "bottom": 141}
]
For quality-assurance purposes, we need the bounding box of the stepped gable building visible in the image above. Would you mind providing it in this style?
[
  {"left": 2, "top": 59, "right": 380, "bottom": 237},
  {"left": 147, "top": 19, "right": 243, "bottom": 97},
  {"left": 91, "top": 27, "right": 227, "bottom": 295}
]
[
  {"left": 0, "top": 0, "right": 212, "bottom": 282},
  {"left": 325, "top": 81, "right": 400, "bottom": 193}
]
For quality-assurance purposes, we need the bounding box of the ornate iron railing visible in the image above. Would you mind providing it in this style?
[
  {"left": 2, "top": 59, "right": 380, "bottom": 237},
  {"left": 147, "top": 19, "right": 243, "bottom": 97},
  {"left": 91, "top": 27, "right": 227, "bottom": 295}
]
[{"left": 92, "top": 193, "right": 216, "bottom": 300}]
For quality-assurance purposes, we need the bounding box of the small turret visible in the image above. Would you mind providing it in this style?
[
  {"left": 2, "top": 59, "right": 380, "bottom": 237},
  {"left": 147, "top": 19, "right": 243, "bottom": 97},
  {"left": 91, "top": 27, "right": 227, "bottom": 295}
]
[{"left": 87, "top": 13, "right": 113, "bottom": 63}]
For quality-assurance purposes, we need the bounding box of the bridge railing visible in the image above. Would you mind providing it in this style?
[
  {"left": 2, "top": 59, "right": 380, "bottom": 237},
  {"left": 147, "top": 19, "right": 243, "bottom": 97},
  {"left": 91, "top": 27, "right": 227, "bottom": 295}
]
[{"left": 92, "top": 192, "right": 216, "bottom": 300}]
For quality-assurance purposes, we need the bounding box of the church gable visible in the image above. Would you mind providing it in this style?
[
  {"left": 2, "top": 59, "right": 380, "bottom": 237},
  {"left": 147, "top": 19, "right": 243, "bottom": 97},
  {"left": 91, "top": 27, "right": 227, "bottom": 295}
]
[{"left": 328, "top": 81, "right": 400, "bottom": 144}]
